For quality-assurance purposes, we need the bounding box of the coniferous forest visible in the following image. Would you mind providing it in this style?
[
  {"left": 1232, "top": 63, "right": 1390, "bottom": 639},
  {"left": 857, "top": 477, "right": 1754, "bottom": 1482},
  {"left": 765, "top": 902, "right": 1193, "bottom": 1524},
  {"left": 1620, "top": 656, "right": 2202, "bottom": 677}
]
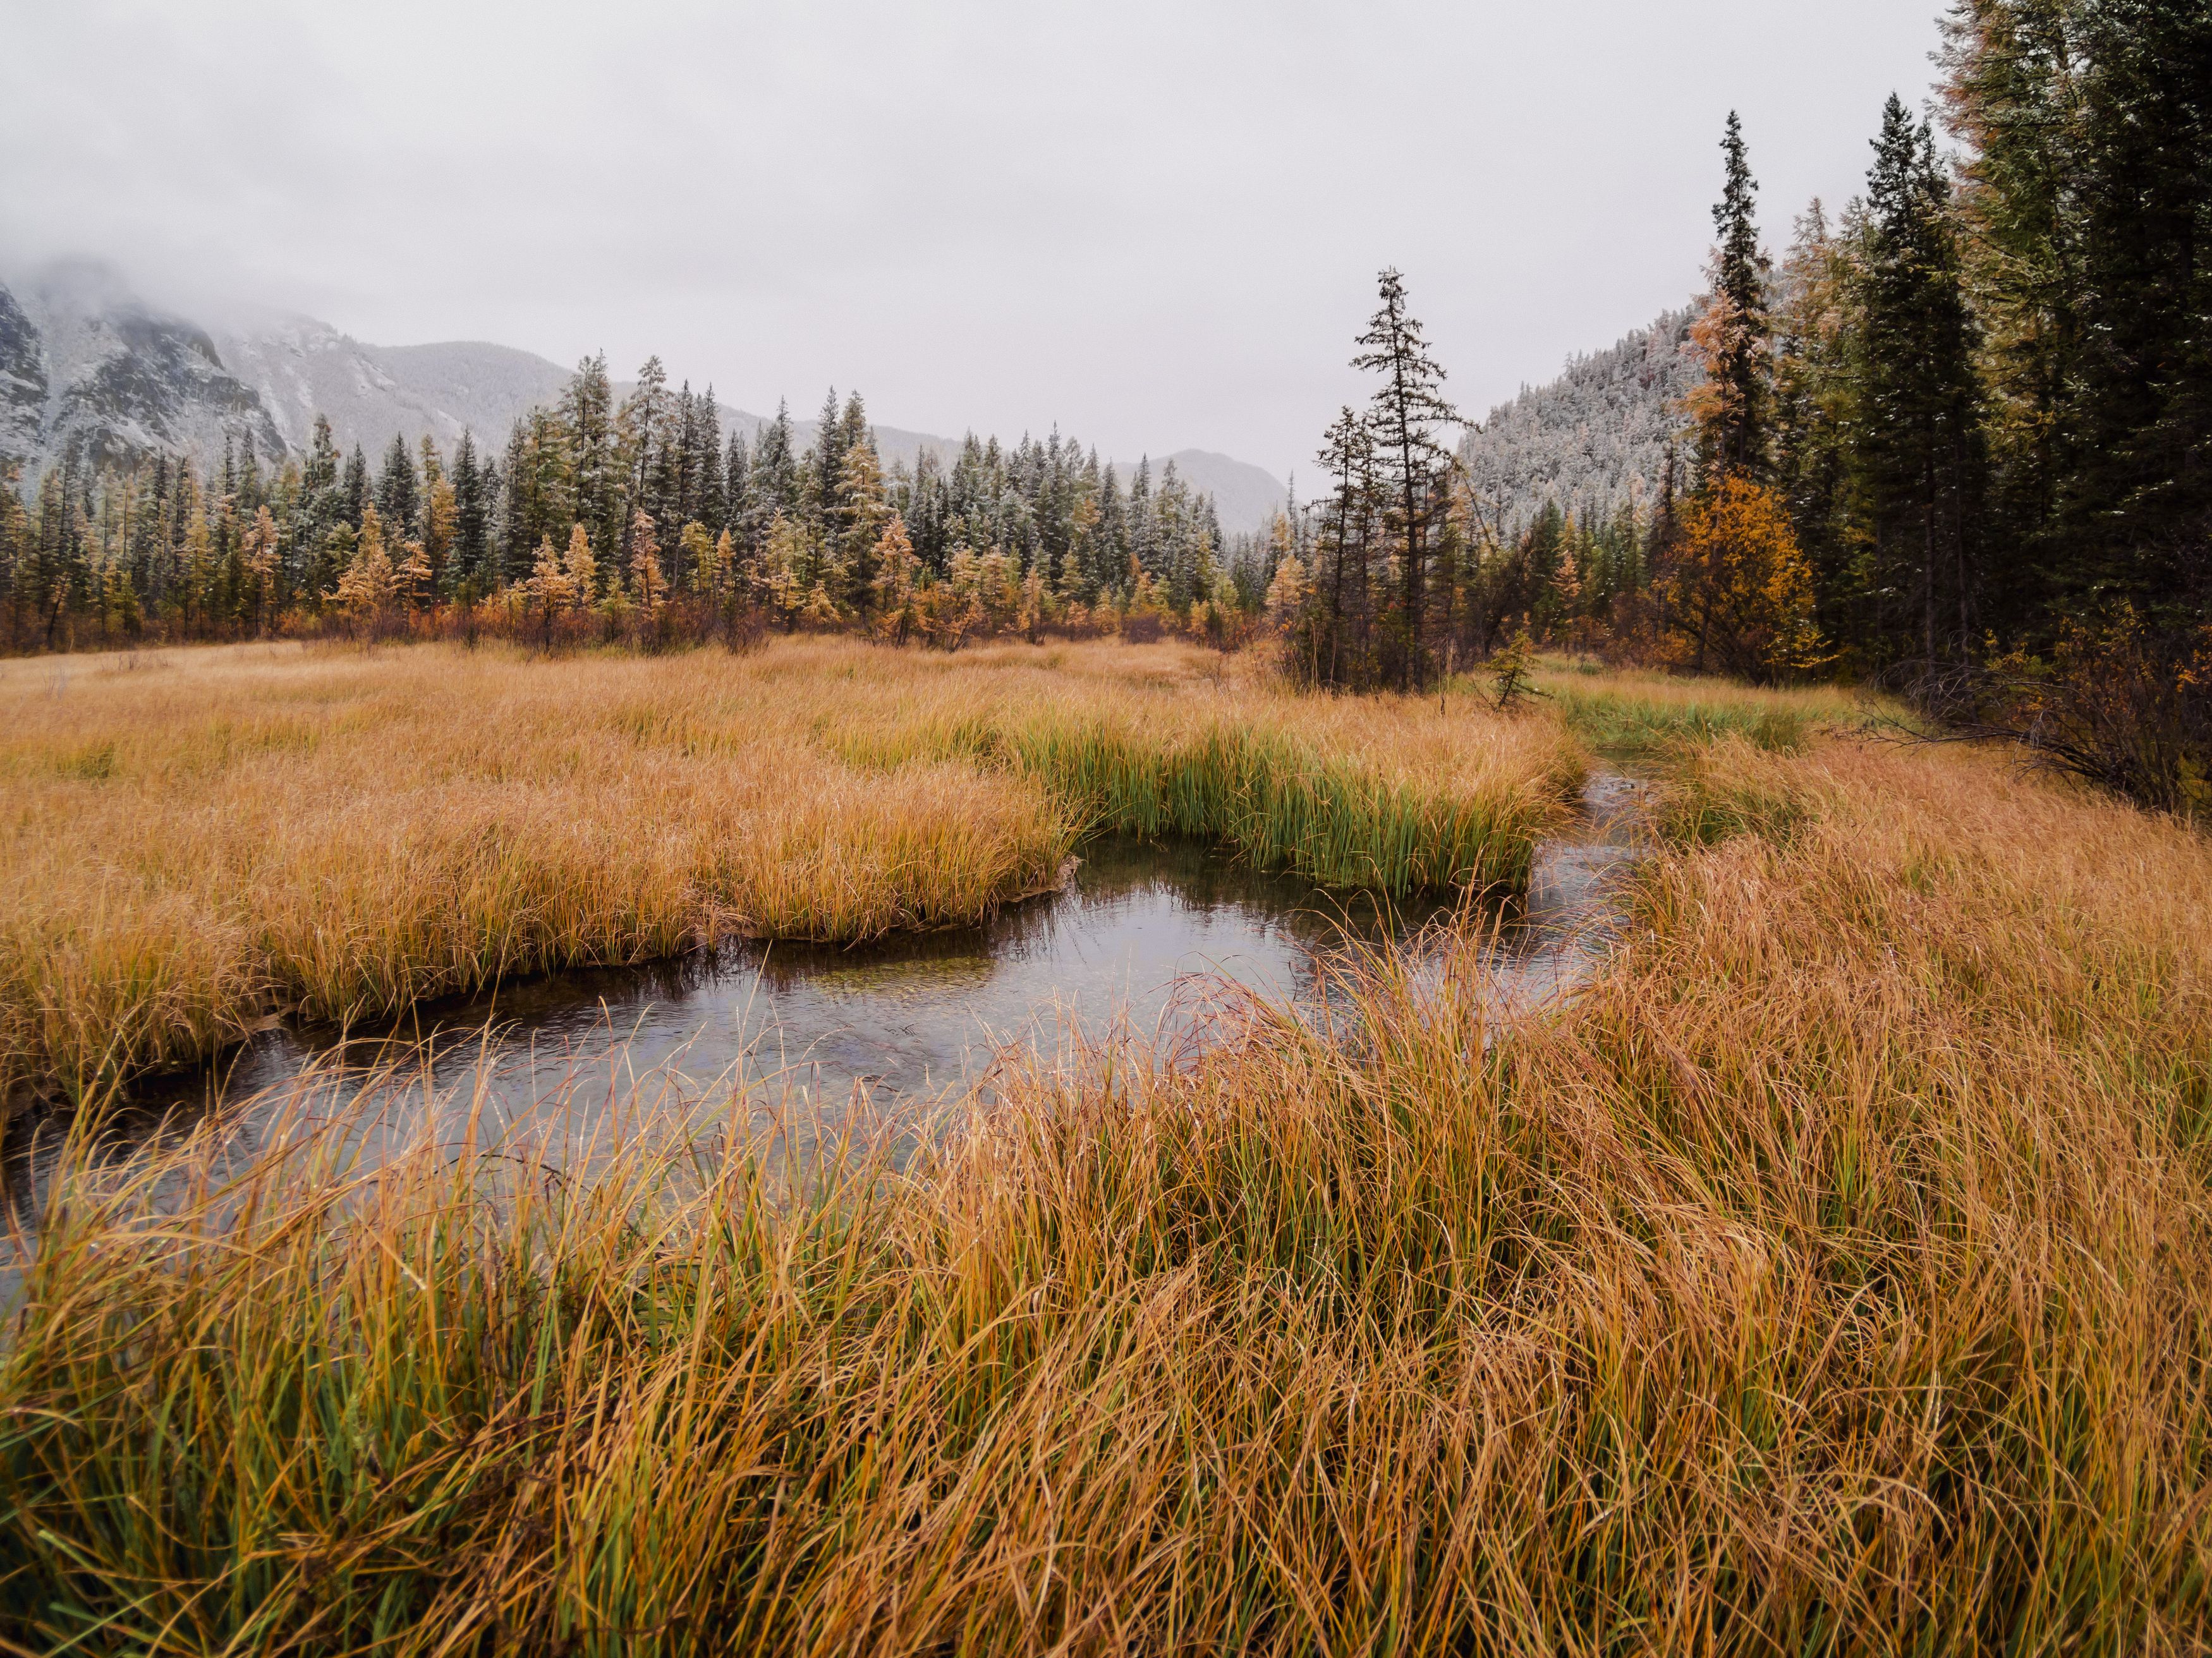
[
  {"left": 5, "top": 0, "right": 2206, "bottom": 811},
  {"left": 0, "top": 375, "right": 1252, "bottom": 658},
  {"left": 8, "top": 3, "right": 2212, "bottom": 1649}
]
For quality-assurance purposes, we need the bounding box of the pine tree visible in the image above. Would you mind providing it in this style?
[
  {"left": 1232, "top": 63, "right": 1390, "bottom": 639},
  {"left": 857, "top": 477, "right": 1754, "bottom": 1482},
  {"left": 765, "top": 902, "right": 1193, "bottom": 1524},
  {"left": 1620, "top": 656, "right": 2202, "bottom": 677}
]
[
  {"left": 375, "top": 435, "right": 420, "bottom": 539},
  {"left": 616, "top": 356, "right": 667, "bottom": 537},
  {"left": 1860, "top": 96, "right": 1986, "bottom": 664},
  {"left": 1308, "top": 406, "right": 1380, "bottom": 687},
  {"left": 341, "top": 445, "right": 369, "bottom": 529},
  {"left": 1770, "top": 199, "right": 1865, "bottom": 655},
  {"left": 451, "top": 431, "right": 490, "bottom": 594},
  {"left": 562, "top": 353, "right": 619, "bottom": 562},
  {"left": 810, "top": 387, "right": 848, "bottom": 534},
  {"left": 1354, "top": 268, "right": 1461, "bottom": 689},
  {"left": 1689, "top": 113, "right": 1775, "bottom": 483}
]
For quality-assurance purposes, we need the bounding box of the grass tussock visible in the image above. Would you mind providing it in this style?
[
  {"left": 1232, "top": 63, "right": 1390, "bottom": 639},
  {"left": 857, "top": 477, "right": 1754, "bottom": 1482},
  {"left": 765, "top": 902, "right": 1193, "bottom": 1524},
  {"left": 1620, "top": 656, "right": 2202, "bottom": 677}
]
[
  {"left": 3, "top": 732, "right": 2208, "bottom": 1652},
  {"left": 0, "top": 638, "right": 1577, "bottom": 1095},
  {"left": 1526, "top": 656, "right": 1869, "bottom": 757}
]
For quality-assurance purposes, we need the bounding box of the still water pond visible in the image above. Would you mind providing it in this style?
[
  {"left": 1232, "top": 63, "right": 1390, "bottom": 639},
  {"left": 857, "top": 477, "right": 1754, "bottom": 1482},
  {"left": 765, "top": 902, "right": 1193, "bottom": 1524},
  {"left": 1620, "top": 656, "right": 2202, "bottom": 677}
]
[{"left": 3, "top": 774, "right": 1645, "bottom": 1219}]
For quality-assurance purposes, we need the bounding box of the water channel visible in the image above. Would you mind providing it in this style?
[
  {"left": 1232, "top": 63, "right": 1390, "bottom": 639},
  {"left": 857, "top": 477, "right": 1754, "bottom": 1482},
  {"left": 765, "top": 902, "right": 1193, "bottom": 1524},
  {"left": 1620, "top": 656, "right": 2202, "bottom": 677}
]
[{"left": 1, "top": 772, "right": 1649, "bottom": 1226}]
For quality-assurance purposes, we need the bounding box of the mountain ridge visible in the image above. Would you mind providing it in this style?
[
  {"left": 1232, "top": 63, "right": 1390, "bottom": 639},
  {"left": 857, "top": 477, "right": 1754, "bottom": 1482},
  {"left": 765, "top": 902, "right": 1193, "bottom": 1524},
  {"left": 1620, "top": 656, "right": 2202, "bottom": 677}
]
[
  {"left": 1, "top": 263, "right": 1291, "bottom": 532},
  {"left": 1459, "top": 306, "right": 1701, "bottom": 536}
]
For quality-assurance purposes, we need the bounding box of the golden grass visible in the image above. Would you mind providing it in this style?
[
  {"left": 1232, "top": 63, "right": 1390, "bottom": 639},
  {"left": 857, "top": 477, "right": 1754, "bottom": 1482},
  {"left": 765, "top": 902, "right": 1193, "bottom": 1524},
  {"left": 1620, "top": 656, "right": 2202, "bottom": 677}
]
[
  {"left": 0, "top": 638, "right": 1577, "bottom": 1095},
  {"left": 3, "top": 720, "right": 2208, "bottom": 1651}
]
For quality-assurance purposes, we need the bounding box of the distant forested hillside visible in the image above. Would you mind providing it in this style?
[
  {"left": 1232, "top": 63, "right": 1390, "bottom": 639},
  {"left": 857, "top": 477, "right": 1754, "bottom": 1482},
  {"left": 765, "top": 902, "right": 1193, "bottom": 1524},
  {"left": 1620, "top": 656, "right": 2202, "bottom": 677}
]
[{"left": 1457, "top": 308, "right": 1699, "bottom": 536}]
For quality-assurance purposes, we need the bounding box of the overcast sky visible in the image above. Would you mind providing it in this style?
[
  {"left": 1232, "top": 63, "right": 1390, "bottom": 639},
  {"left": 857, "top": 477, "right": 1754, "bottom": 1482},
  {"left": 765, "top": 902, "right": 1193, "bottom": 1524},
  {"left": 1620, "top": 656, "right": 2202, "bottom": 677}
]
[{"left": 0, "top": 0, "right": 1950, "bottom": 481}]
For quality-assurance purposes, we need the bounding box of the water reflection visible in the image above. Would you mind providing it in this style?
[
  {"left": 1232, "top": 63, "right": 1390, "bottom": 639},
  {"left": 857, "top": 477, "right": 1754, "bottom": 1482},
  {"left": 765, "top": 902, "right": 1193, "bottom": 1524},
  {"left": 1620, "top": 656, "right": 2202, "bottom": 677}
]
[{"left": 3, "top": 773, "right": 1649, "bottom": 1228}]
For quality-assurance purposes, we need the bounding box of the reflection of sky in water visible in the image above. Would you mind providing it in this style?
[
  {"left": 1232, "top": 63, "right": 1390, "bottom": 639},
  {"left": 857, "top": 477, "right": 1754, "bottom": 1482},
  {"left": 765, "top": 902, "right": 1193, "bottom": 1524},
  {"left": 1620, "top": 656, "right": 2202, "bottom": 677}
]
[{"left": 4, "top": 775, "right": 1647, "bottom": 1228}]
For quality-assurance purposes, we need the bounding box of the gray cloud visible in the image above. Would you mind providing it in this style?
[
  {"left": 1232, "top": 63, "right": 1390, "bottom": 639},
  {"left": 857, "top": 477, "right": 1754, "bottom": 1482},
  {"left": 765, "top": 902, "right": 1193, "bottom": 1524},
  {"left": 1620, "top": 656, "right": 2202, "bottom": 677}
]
[{"left": 0, "top": 0, "right": 1948, "bottom": 479}]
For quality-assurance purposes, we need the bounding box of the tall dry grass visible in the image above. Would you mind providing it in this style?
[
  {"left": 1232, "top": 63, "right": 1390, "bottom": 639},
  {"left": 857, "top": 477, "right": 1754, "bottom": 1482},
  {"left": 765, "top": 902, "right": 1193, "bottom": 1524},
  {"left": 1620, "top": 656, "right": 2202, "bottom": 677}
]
[
  {"left": 0, "top": 638, "right": 1577, "bottom": 1096},
  {"left": 3, "top": 727, "right": 2206, "bottom": 1652}
]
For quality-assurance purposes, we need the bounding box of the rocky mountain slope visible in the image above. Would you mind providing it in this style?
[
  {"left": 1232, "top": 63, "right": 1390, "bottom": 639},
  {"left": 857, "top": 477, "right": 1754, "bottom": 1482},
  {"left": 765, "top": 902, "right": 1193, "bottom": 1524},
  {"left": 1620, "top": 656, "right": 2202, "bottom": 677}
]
[
  {"left": 0, "top": 261, "right": 1295, "bottom": 532},
  {"left": 0, "top": 262, "right": 286, "bottom": 475},
  {"left": 1460, "top": 306, "right": 1701, "bottom": 535},
  {"left": 208, "top": 315, "right": 576, "bottom": 460}
]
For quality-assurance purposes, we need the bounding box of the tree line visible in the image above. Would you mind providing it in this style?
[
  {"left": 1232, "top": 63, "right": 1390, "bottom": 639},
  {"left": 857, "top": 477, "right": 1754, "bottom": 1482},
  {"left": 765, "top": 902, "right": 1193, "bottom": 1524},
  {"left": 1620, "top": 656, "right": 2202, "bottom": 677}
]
[
  {"left": 1269, "top": 0, "right": 2207, "bottom": 808},
  {"left": 0, "top": 365, "right": 1268, "bottom": 655},
  {"left": 3, "top": 0, "right": 2203, "bottom": 805}
]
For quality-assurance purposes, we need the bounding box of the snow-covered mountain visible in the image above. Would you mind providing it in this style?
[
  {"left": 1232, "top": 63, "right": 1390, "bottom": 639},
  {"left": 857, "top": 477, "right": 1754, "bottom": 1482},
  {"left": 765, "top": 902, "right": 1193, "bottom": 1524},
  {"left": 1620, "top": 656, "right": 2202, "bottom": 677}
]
[
  {"left": 0, "top": 260, "right": 1294, "bottom": 533},
  {"left": 1131, "top": 451, "right": 1289, "bottom": 536},
  {"left": 209, "top": 315, "right": 576, "bottom": 459},
  {"left": 0, "top": 261, "right": 286, "bottom": 475},
  {"left": 1461, "top": 307, "right": 1701, "bottom": 535}
]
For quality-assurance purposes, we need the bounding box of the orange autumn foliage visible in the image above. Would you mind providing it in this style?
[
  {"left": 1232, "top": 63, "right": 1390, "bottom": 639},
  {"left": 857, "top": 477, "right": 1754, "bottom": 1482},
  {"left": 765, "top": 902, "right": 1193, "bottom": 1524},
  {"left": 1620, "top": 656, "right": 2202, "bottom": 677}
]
[{"left": 1654, "top": 475, "right": 1828, "bottom": 682}]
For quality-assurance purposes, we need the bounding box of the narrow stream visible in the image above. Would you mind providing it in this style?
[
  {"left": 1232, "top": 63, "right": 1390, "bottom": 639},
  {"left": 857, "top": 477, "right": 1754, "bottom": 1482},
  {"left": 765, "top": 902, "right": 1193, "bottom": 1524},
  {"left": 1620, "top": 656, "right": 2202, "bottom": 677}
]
[{"left": 2, "top": 771, "right": 1648, "bottom": 1223}]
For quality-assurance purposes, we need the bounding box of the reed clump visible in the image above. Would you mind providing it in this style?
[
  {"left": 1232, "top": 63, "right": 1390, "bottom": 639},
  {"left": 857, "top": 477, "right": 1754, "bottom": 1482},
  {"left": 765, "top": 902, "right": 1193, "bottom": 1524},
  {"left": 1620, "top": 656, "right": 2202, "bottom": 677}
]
[
  {"left": 3, "top": 728, "right": 2206, "bottom": 1652},
  {"left": 0, "top": 638, "right": 1577, "bottom": 1095},
  {"left": 1528, "top": 655, "right": 1868, "bottom": 756}
]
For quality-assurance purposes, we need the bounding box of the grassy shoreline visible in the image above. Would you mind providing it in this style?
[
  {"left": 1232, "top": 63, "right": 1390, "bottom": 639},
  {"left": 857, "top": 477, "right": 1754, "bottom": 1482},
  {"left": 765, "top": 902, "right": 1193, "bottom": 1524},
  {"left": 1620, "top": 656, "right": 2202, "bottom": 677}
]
[
  {"left": 0, "top": 638, "right": 1579, "bottom": 1098},
  {"left": 3, "top": 713, "right": 2206, "bottom": 1651}
]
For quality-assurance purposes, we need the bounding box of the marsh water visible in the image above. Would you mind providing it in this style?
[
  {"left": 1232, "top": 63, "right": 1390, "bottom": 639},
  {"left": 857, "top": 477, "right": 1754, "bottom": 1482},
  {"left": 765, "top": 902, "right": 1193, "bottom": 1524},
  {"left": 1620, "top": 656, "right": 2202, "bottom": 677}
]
[{"left": 2, "top": 772, "right": 1648, "bottom": 1224}]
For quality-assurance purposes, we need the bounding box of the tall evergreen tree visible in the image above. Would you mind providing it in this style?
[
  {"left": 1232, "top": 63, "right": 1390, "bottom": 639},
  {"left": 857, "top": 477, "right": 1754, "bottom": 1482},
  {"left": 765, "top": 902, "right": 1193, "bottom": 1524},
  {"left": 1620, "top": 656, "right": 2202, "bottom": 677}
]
[
  {"left": 341, "top": 445, "right": 369, "bottom": 531},
  {"left": 451, "top": 431, "right": 490, "bottom": 593},
  {"left": 374, "top": 435, "right": 420, "bottom": 539},
  {"left": 1860, "top": 95, "right": 1986, "bottom": 662},
  {"left": 1770, "top": 200, "right": 1864, "bottom": 652},
  {"left": 613, "top": 356, "right": 667, "bottom": 566},
  {"left": 1943, "top": 0, "right": 2212, "bottom": 620},
  {"left": 810, "top": 387, "right": 848, "bottom": 534},
  {"left": 1354, "top": 267, "right": 1461, "bottom": 690},
  {"left": 1693, "top": 113, "right": 1775, "bottom": 482},
  {"left": 562, "top": 353, "right": 618, "bottom": 561}
]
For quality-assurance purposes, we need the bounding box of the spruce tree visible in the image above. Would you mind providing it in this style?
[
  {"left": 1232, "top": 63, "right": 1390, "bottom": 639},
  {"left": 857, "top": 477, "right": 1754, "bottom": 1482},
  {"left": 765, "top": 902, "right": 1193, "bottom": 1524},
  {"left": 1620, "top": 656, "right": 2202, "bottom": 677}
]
[
  {"left": 810, "top": 387, "right": 848, "bottom": 534},
  {"left": 375, "top": 435, "right": 420, "bottom": 539},
  {"left": 614, "top": 356, "right": 667, "bottom": 550},
  {"left": 1695, "top": 113, "right": 1774, "bottom": 482},
  {"left": 1353, "top": 267, "right": 1460, "bottom": 690},
  {"left": 341, "top": 445, "right": 369, "bottom": 530},
  {"left": 498, "top": 420, "right": 533, "bottom": 586},
  {"left": 562, "top": 353, "right": 617, "bottom": 561},
  {"left": 753, "top": 402, "right": 798, "bottom": 530},
  {"left": 1770, "top": 200, "right": 1863, "bottom": 655},
  {"left": 1859, "top": 96, "right": 1985, "bottom": 663},
  {"left": 451, "top": 431, "right": 490, "bottom": 593},
  {"left": 1943, "top": 0, "right": 2212, "bottom": 623},
  {"left": 724, "top": 432, "right": 751, "bottom": 549}
]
